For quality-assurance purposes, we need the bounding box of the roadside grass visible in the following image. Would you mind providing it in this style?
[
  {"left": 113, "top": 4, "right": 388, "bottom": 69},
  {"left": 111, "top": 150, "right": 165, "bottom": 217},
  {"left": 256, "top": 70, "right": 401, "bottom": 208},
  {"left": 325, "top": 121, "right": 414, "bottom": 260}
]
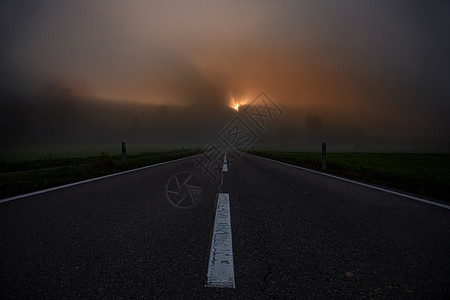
[
  {"left": 0, "top": 143, "right": 197, "bottom": 162},
  {"left": 248, "top": 151, "right": 450, "bottom": 202},
  {"left": 0, "top": 149, "right": 197, "bottom": 199}
]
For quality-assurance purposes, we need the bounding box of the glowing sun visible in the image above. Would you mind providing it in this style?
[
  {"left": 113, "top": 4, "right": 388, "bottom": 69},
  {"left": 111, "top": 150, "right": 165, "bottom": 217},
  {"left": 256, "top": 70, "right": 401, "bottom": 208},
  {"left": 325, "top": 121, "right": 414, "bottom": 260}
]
[{"left": 234, "top": 104, "right": 239, "bottom": 111}]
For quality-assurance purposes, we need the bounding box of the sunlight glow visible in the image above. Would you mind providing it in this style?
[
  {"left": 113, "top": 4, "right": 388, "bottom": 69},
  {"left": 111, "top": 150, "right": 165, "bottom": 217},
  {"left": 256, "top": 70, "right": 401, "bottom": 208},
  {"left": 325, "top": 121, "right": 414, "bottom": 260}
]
[{"left": 234, "top": 104, "right": 239, "bottom": 111}]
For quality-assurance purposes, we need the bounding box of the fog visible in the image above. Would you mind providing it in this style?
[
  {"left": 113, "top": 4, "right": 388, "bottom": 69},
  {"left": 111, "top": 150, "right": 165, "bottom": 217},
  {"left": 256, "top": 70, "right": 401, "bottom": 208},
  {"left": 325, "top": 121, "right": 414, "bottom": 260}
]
[{"left": 1, "top": 0, "right": 449, "bottom": 152}]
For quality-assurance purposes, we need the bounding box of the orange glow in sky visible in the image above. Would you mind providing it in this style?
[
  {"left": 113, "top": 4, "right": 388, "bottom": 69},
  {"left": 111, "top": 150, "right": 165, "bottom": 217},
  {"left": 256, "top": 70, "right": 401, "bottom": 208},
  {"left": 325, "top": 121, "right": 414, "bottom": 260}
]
[{"left": 1, "top": 0, "right": 448, "bottom": 143}]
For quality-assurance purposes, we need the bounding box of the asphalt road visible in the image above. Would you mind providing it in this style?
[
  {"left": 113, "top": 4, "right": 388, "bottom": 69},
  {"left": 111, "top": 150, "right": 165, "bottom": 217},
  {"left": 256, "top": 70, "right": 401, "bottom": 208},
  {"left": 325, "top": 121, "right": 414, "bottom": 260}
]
[{"left": 1, "top": 153, "right": 449, "bottom": 298}]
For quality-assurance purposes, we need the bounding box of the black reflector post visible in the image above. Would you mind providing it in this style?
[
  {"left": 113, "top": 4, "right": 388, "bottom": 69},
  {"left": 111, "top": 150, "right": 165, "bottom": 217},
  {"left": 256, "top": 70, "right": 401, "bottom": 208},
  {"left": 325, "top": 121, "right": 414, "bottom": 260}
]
[
  {"left": 322, "top": 142, "right": 326, "bottom": 170},
  {"left": 122, "top": 141, "right": 127, "bottom": 163}
]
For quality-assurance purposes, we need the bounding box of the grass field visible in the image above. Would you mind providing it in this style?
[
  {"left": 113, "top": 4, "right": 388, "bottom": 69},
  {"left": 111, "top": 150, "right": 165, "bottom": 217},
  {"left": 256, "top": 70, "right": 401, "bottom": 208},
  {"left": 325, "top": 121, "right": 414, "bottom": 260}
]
[
  {"left": 248, "top": 151, "right": 450, "bottom": 202},
  {"left": 0, "top": 149, "right": 197, "bottom": 199}
]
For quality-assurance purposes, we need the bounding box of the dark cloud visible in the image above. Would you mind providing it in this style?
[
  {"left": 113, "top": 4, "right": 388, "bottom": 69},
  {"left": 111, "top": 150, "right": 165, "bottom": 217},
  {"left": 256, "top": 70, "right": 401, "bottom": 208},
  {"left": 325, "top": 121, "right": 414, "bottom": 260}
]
[{"left": 0, "top": 0, "right": 449, "bottom": 151}]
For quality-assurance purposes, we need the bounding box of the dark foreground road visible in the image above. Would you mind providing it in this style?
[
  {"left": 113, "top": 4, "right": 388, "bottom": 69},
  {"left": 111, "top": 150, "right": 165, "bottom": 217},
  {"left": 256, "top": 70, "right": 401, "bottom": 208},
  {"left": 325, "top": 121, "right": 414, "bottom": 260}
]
[{"left": 1, "top": 153, "right": 449, "bottom": 298}]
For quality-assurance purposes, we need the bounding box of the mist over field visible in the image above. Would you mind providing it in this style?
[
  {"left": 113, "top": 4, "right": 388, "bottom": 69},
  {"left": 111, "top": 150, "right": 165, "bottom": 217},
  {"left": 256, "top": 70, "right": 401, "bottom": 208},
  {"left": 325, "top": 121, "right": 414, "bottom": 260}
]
[{"left": 1, "top": 0, "right": 449, "bottom": 152}]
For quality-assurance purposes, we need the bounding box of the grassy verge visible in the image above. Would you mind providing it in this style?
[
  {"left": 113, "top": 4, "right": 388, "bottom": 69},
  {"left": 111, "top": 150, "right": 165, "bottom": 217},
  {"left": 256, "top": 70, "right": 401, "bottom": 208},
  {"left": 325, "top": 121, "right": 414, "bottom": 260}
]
[
  {"left": 248, "top": 151, "right": 450, "bottom": 202},
  {"left": 0, "top": 150, "right": 197, "bottom": 199}
]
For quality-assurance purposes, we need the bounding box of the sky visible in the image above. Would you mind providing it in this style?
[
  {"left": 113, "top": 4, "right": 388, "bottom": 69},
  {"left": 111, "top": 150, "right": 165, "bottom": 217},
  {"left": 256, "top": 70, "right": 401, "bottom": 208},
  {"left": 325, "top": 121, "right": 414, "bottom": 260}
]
[{"left": 1, "top": 0, "right": 449, "bottom": 150}]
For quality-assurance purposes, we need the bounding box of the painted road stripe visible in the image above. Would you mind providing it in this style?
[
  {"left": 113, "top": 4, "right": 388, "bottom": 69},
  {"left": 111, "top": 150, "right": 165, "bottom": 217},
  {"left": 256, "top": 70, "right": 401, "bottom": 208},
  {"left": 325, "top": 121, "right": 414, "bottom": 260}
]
[
  {"left": 222, "top": 152, "right": 228, "bottom": 171},
  {"left": 0, "top": 154, "right": 199, "bottom": 204},
  {"left": 251, "top": 154, "right": 450, "bottom": 210},
  {"left": 206, "top": 193, "right": 235, "bottom": 288}
]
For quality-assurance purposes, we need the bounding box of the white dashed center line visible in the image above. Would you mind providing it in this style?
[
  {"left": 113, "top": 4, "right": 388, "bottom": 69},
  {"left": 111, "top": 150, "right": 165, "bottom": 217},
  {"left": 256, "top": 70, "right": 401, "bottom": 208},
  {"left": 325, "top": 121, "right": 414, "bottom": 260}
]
[
  {"left": 222, "top": 151, "right": 228, "bottom": 172},
  {"left": 206, "top": 193, "right": 235, "bottom": 288}
]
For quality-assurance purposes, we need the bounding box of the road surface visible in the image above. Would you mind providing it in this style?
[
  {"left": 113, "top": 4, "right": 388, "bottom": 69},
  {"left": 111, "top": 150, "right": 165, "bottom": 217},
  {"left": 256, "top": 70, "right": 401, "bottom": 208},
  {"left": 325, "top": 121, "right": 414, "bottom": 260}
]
[{"left": 1, "top": 153, "right": 449, "bottom": 298}]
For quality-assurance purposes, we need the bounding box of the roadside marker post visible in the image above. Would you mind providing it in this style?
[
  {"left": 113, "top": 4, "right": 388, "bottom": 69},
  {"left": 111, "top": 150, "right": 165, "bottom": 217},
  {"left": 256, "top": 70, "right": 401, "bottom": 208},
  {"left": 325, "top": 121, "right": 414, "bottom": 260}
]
[
  {"left": 322, "top": 142, "right": 326, "bottom": 170},
  {"left": 121, "top": 141, "right": 127, "bottom": 162}
]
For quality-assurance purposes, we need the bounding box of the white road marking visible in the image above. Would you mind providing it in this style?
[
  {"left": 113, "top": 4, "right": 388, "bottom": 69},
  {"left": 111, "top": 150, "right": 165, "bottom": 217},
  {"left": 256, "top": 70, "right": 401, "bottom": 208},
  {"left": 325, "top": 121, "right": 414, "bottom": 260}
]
[
  {"left": 206, "top": 193, "right": 235, "bottom": 288},
  {"left": 251, "top": 154, "right": 450, "bottom": 210},
  {"left": 0, "top": 154, "right": 199, "bottom": 204},
  {"left": 222, "top": 152, "right": 228, "bottom": 172}
]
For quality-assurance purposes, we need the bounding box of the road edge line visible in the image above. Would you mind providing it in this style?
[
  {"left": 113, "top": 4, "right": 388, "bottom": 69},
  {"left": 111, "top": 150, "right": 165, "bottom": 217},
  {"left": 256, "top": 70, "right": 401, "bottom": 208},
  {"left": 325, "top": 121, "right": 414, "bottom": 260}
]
[
  {"left": 249, "top": 154, "right": 450, "bottom": 210},
  {"left": 0, "top": 154, "right": 199, "bottom": 204}
]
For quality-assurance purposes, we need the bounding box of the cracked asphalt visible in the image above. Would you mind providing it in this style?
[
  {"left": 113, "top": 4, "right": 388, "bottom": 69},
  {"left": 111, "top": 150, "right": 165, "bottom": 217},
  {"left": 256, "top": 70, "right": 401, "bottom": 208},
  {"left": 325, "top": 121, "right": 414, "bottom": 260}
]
[{"left": 1, "top": 153, "right": 449, "bottom": 298}]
